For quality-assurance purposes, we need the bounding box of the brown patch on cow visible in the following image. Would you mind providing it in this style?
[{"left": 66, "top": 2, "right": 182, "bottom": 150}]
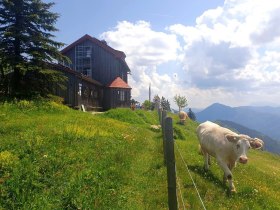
[{"left": 225, "top": 134, "right": 239, "bottom": 143}]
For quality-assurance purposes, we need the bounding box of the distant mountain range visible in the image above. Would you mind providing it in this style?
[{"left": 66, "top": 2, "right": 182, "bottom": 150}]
[
  {"left": 196, "top": 103, "right": 280, "bottom": 142},
  {"left": 216, "top": 120, "right": 280, "bottom": 155}
]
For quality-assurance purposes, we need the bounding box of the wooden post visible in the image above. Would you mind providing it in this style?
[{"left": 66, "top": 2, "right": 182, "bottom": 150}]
[
  {"left": 161, "top": 110, "right": 167, "bottom": 164},
  {"left": 165, "top": 117, "right": 178, "bottom": 210},
  {"left": 158, "top": 108, "right": 162, "bottom": 124}
]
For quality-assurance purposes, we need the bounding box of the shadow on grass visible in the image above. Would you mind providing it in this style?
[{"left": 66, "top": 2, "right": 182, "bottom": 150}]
[
  {"left": 187, "top": 165, "right": 259, "bottom": 198},
  {"left": 188, "top": 165, "right": 231, "bottom": 195}
]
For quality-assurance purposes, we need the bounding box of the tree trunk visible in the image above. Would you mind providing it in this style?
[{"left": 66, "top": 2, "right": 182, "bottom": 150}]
[
  {"left": 0, "top": 65, "right": 4, "bottom": 94},
  {"left": 12, "top": 6, "right": 23, "bottom": 96}
]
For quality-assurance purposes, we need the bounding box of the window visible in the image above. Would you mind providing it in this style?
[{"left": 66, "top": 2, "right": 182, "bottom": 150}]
[
  {"left": 86, "top": 47, "right": 91, "bottom": 57},
  {"left": 82, "top": 68, "right": 92, "bottom": 77},
  {"left": 75, "top": 45, "right": 92, "bottom": 77},
  {"left": 94, "top": 90, "right": 98, "bottom": 99},
  {"left": 119, "top": 90, "right": 125, "bottom": 101}
]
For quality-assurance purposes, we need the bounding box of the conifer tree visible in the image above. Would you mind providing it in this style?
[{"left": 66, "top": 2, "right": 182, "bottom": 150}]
[
  {"left": 188, "top": 108, "right": 196, "bottom": 121},
  {"left": 0, "top": 0, "right": 67, "bottom": 97},
  {"left": 166, "top": 99, "right": 171, "bottom": 112},
  {"left": 161, "top": 96, "right": 166, "bottom": 110},
  {"left": 161, "top": 96, "right": 171, "bottom": 112}
]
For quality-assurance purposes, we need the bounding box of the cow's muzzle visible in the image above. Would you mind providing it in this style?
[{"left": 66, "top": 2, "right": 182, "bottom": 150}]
[{"left": 239, "top": 156, "right": 248, "bottom": 164}]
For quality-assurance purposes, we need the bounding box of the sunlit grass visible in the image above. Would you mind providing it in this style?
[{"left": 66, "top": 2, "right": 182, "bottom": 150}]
[
  {"left": 0, "top": 100, "right": 167, "bottom": 209},
  {"left": 173, "top": 116, "right": 280, "bottom": 210},
  {"left": 1, "top": 100, "right": 279, "bottom": 209}
]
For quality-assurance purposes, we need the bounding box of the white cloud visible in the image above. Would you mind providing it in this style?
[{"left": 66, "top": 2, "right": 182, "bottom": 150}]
[
  {"left": 101, "top": 21, "right": 182, "bottom": 104},
  {"left": 101, "top": 21, "right": 181, "bottom": 67},
  {"left": 101, "top": 1, "right": 280, "bottom": 108},
  {"left": 167, "top": 0, "right": 280, "bottom": 107}
]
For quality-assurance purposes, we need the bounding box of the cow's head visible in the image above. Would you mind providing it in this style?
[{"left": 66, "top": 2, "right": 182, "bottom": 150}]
[
  {"left": 249, "top": 138, "right": 264, "bottom": 149},
  {"left": 225, "top": 134, "right": 252, "bottom": 164}
]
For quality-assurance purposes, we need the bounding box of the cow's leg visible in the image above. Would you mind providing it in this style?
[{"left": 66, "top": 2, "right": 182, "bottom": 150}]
[
  {"left": 223, "top": 172, "right": 227, "bottom": 184},
  {"left": 203, "top": 153, "right": 210, "bottom": 171},
  {"left": 217, "top": 158, "right": 236, "bottom": 192},
  {"left": 200, "top": 146, "right": 209, "bottom": 171}
]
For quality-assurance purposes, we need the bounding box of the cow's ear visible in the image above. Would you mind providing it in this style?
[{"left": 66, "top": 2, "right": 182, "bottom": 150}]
[
  {"left": 249, "top": 138, "right": 264, "bottom": 149},
  {"left": 225, "top": 134, "right": 239, "bottom": 143}
]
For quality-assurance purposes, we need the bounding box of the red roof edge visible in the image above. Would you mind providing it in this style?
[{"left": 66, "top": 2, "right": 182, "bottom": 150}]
[{"left": 108, "top": 77, "right": 131, "bottom": 89}]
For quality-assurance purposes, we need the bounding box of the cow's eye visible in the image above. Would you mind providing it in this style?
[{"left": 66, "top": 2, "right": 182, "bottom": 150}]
[{"left": 236, "top": 144, "right": 240, "bottom": 149}]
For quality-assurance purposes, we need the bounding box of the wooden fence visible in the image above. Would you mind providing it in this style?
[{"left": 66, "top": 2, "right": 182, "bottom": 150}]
[
  {"left": 158, "top": 108, "right": 206, "bottom": 210},
  {"left": 159, "top": 108, "right": 178, "bottom": 210}
]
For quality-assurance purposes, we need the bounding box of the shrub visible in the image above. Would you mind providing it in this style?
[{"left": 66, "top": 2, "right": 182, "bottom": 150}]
[
  {"left": 16, "top": 100, "right": 35, "bottom": 110},
  {"left": 46, "top": 94, "right": 64, "bottom": 104}
]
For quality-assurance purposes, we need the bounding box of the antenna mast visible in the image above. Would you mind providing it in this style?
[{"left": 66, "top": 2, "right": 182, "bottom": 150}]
[{"left": 149, "top": 83, "right": 151, "bottom": 102}]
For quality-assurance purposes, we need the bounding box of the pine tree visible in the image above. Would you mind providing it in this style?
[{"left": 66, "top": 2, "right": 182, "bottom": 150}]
[
  {"left": 166, "top": 99, "right": 171, "bottom": 112},
  {"left": 0, "top": 0, "right": 67, "bottom": 97},
  {"left": 161, "top": 96, "right": 171, "bottom": 112},
  {"left": 188, "top": 108, "right": 196, "bottom": 121},
  {"left": 161, "top": 96, "right": 166, "bottom": 110}
]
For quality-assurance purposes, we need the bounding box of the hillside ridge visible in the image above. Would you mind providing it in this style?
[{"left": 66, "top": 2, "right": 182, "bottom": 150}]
[{"left": 216, "top": 120, "right": 280, "bottom": 155}]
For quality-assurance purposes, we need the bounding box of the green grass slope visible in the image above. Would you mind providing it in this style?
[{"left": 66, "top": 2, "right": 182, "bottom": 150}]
[
  {"left": 0, "top": 100, "right": 280, "bottom": 209},
  {"left": 173, "top": 115, "right": 280, "bottom": 209},
  {"left": 0, "top": 101, "right": 167, "bottom": 209}
]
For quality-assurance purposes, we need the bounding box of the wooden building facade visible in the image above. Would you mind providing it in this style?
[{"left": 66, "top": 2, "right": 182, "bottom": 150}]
[
  {"left": 50, "top": 63, "right": 103, "bottom": 110},
  {"left": 55, "top": 34, "right": 131, "bottom": 110}
]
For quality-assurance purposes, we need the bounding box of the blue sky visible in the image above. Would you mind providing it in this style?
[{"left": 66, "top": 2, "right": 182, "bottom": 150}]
[
  {"left": 51, "top": 0, "right": 224, "bottom": 43},
  {"left": 49, "top": 0, "right": 280, "bottom": 109}
]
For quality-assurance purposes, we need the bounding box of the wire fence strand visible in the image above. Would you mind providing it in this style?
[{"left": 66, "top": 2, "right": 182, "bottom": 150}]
[
  {"left": 175, "top": 163, "right": 186, "bottom": 210},
  {"left": 175, "top": 141, "right": 207, "bottom": 210}
]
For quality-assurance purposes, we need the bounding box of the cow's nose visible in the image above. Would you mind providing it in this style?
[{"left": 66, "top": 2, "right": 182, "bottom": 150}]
[{"left": 239, "top": 156, "right": 248, "bottom": 164}]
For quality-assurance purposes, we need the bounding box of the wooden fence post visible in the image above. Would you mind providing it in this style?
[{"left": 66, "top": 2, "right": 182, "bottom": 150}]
[
  {"left": 158, "top": 108, "right": 162, "bottom": 124},
  {"left": 164, "top": 117, "right": 178, "bottom": 210},
  {"left": 161, "top": 110, "right": 167, "bottom": 165}
]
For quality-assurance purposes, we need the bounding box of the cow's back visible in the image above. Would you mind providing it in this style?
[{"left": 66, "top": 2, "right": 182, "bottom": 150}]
[
  {"left": 179, "top": 111, "right": 188, "bottom": 120},
  {"left": 197, "top": 121, "right": 235, "bottom": 157}
]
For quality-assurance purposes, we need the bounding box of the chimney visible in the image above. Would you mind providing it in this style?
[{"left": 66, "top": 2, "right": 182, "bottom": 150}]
[{"left": 101, "top": 40, "right": 107, "bottom": 45}]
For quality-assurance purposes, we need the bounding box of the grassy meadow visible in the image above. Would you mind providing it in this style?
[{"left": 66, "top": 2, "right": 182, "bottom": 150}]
[
  {"left": 174, "top": 120, "right": 280, "bottom": 209},
  {"left": 0, "top": 100, "right": 167, "bottom": 209},
  {"left": 0, "top": 100, "right": 280, "bottom": 209}
]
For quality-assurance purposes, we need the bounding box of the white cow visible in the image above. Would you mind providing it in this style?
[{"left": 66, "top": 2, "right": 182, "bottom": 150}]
[
  {"left": 178, "top": 111, "right": 188, "bottom": 124},
  {"left": 196, "top": 121, "right": 263, "bottom": 192}
]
